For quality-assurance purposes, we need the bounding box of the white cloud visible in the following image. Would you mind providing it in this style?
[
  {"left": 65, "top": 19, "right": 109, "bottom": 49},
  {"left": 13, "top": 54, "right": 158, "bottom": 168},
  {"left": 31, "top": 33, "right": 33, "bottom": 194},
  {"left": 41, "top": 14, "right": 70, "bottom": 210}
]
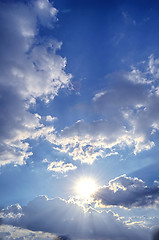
[
  {"left": 46, "top": 115, "right": 57, "bottom": 122},
  {"left": 92, "top": 91, "right": 107, "bottom": 101},
  {"left": 50, "top": 119, "right": 131, "bottom": 164},
  {"left": 42, "top": 158, "right": 49, "bottom": 163},
  {"left": 47, "top": 161, "right": 77, "bottom": 173},
  {"left": 48, "top": 55, "right": 159, "bottom": 163},
  {"left": 0, "top": 0, "right": 71, "bottom": 166},
  {"left": 0, "top": 195, "right": 151, "bottom": 240},
  {"left": 33, "top": 0, "right": 58, "bottom": 27},
  {"left": 148, "top": 54, "right": 159, "bottom": 77}
]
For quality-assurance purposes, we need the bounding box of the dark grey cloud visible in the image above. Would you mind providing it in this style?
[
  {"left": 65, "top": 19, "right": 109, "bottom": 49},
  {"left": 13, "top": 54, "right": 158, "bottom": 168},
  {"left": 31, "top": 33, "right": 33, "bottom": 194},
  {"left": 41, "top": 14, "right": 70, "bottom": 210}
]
[
  {"left": 152, "top": 229, "right": 159, "bottom": 240},
  {"left": 0, "top": 195, "right": 150, "bottom": 240},
  {"left": 93, "top": 175, "right": 159, "bottom": 208}
]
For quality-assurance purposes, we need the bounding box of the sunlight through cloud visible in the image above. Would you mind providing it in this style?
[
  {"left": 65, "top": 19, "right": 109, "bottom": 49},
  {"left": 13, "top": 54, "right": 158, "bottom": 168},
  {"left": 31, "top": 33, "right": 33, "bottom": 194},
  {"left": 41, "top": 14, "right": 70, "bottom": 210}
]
[{"left": 75, "top": 177, "right": 97, "bottom": 200}]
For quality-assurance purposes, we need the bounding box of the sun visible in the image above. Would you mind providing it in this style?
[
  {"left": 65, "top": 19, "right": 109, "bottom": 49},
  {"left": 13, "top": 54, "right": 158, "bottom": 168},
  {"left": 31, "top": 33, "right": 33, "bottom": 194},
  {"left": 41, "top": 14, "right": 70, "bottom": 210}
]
[{"left": 75, "top": 177, "right": 97, "bottom": 199}]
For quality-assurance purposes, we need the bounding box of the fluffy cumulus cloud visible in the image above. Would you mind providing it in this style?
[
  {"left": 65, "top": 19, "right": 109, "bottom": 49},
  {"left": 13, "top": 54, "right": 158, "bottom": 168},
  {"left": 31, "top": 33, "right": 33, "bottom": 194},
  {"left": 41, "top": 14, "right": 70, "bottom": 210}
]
[
  {"left": 0, "top": 0, "right": 71, "bottom": 166},
  {"left": 46, "top": 115, "right": 57, "bottom": 122},
  {"left": 47, "top": 161, "right": 77, "bottom": 173},
  {"left": 93, "top": 175, "right": 159, "bottom": 209},
  {"left": 0, "top": 195, "right": 151, "bottom": 240},
  {"left": 49, "top": 55, "right": 159, "bottom": 164}
]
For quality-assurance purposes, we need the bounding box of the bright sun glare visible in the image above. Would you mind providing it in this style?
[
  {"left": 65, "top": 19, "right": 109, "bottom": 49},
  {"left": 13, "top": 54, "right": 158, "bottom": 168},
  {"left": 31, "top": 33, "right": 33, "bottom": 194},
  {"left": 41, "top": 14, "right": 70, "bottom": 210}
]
[{"left": 76, "top": 177, "right": 97, "bottom": 199}]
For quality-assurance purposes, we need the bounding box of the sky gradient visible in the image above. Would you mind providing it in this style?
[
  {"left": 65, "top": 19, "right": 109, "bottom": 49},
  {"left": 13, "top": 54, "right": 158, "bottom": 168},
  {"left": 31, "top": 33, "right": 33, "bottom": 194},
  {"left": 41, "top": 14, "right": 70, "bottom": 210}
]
[{"left": 1, "top": 0, "right": 159, "bottom": 239}]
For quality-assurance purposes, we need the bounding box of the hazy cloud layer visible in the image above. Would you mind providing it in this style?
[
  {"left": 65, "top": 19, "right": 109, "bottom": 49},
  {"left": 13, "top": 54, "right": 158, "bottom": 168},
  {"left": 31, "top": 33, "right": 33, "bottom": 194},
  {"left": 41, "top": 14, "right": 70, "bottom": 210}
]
[
  {"left": 0, "top": 224, "right": 58, "bottom": 240},
  {"left": 0, "top": 0, "right": 71, "bottom": 166},
  {"left": 0, "top": 196, "right": 151, "bottom": 240},
  {"left": 93, "top": 175, "right": 159, "bottom": 208},
  {"left": 50, "top": 55, "right": 159, "bottom": 164}
]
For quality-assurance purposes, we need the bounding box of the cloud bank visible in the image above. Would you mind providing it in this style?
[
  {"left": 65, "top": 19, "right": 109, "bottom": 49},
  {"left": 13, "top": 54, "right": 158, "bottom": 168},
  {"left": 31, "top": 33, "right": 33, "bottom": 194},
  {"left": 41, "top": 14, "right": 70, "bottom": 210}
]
[{"left": 0, "top": 195, "right": 151, "bottom": 240}]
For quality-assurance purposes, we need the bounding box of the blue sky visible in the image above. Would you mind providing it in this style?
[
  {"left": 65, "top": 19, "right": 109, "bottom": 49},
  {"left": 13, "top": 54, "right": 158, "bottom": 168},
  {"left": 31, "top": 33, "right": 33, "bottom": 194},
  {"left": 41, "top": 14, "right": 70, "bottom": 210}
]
[{"left": 1, "top": 0, "right": 159, "bottom": 239}]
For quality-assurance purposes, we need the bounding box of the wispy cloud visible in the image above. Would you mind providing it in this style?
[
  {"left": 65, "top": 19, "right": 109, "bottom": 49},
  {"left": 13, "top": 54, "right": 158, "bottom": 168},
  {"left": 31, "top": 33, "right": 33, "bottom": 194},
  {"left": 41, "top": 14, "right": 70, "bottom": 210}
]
[{"left": 47, "top": 161, "right": 77, "bottom": 173}]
